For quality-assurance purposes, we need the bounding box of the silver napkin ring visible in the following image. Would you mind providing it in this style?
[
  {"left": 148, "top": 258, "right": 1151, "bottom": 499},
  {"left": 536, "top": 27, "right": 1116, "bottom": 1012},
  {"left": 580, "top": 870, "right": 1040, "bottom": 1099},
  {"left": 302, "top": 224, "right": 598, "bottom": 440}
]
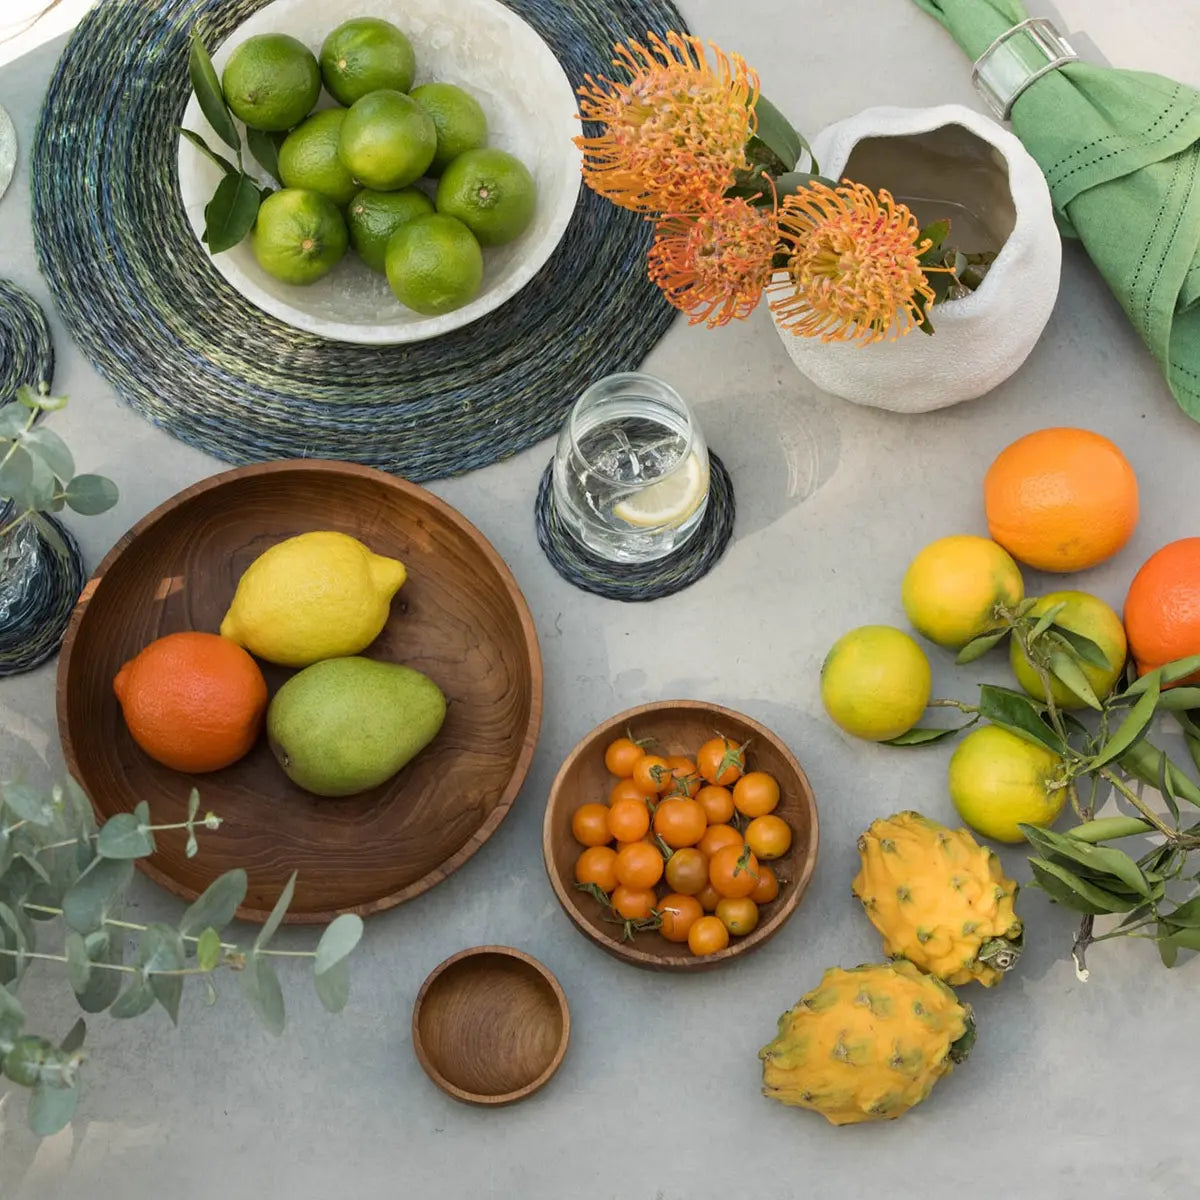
[{"left": 972, "top": 17, "right": 1079, "bottom": 120}]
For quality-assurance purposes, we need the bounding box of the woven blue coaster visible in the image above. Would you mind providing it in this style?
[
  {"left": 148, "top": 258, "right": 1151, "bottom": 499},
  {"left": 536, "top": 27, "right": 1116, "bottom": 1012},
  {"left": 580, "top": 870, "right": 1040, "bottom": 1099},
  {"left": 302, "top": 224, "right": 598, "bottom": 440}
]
[
  {"left": 31, "top": 0, "right": 685, "bottom": 481},
  {"left": 0, "top": 516, "right": 85, "bottom": 677},
  {"left": 534, "top": 454, "right": 735, "bottom": 602},
  {"left": 0, "top": 280, "right": 54, "bottom": 407}
]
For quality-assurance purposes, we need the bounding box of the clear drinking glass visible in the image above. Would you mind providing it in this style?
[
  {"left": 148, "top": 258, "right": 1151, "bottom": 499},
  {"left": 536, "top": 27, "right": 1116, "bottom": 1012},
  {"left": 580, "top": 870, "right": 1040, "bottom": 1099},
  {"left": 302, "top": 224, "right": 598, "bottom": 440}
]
[{"left": 551, "top": 372, "right": 710, "bottom": 564}]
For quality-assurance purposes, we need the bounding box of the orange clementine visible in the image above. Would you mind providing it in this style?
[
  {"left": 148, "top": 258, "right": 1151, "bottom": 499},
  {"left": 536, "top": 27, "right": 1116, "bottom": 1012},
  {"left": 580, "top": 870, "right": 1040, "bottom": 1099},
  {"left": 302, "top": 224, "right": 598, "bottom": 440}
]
[
  {"left": 113, "top": 632, "right": 268, "bottom": 772},
  {"left": 1123, "top": 538, "right": 1200, "bottom": 681},
  {"left": 983, "top": 428, "right": 1138, "bottom": 572}
]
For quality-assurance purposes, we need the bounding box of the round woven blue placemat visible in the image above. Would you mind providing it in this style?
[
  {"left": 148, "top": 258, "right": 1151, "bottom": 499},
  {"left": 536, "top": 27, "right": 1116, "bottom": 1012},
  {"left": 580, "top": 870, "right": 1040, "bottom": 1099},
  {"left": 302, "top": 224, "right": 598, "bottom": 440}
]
[
  {"left": 31, "top": 0, "right": 683, "bottom": 481},
  {"left": 0, "top": 515, "right": 85, "bottom": 677},
  {"left": 534, "top": 454, "right": 736, "bottom": 602},
  {"left": 0, "top": 280, "right": 54, "bottom": 406}
]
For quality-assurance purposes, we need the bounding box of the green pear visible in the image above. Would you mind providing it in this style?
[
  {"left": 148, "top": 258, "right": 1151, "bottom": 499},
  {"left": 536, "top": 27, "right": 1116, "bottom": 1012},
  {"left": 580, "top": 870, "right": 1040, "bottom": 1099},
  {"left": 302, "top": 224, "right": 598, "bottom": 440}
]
[{"left": 267, "top": 657, "right": 446, "bottom": 797}]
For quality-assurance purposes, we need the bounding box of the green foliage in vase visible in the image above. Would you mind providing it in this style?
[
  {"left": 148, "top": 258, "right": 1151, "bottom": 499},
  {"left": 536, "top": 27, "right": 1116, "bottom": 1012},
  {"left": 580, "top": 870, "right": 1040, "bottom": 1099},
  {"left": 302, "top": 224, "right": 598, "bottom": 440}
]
[{"left": 0, "top": 778, "right": 363, "bottom": 1135}]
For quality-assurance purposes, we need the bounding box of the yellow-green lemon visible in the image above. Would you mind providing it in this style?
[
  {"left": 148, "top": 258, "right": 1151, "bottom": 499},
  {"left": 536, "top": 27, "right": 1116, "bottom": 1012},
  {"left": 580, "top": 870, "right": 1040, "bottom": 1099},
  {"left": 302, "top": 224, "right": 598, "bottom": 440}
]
[
  {"left": 948, "top": 724, "right": 1068, "bottom": 843},
  {"left": 902, "top": 534, "right": 1025, "bottom": 649},
  {"left": 820, "top": 625, "right": 932, "bottom": 742},
  {"left": 1010, "top": 590, "right": 1128, "bottom": 710},
  {"left": 219, "top": 531, "right": 406, "bottom": 667}
]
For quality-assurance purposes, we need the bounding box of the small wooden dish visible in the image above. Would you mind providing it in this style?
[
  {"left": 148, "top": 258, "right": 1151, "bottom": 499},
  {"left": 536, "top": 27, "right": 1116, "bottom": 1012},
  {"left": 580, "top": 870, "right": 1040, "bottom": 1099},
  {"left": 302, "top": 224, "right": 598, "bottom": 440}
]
[
  {"left": 412, "top": 946, "right": 570, "bottom": 1105},
  {"left": 542, "top": 701, "right": 819, "bottom": 972},
  {"left": 56, "top": 460, "right": 542, "bottom": 923}
]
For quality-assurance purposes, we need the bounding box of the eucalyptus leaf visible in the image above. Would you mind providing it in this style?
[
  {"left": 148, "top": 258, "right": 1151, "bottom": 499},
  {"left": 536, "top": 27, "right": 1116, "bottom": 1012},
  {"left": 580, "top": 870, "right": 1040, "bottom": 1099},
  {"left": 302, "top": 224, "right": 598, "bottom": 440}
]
[
  {"left": 314, "top": 913, "right": 363, "bottom": 975},
  {"left": 254, "top": 871, "right": 296, "bottom": 953},
  {"left": 884, "top": 721, "right": 976, "bottom": 746},
  {"left": 140, "top": 923, "right": 185, "bottom": 1025},
  {"left": 313, "top": 957, "right": 350, "bottom": 1012},
  {"left": 62, "top": 858, "right": 134, "bottom": 934},
  {"left": 955, "top": 629, "right": 1008, "bottom": 664},
  {"left": 1027, "top": 857, "right": 1140, "bottom": 913},
  {"left": 245, "top": 126, "right": 283, "bottom": 184},
  {"left": 28, "top": 1081, "right": 79, "bottom": 1136},
  {"left": 64, "top": 473, "right": 119, "bottom": 516},
  {"left": 977, "top": 685, "right": 1065, "bottom": 753},
  {"left": 59, "top": 1018, "right": 86, "bottom": 1055},
  {"left": 28, "top": 511, "right": 67, "bottom": 556},
  {"left": 110, "top": 976, "right": 155, "bottom": 1019},
  {"left": 0, "top": 444, "right": 33, "bottom": 507},
  {"left": 188, "top": 30, "right": 241, "bottom": 151},
  {"left": 25, "top": 451, "right": 56, "bottom": 510},
  {"left": 20, "top": 426, "right": 74, "bottom": 484},
  {"left": 179, "top": 127, "right": 238, "bottom": 177},
  {"left": 95, "top": 812, "right": 155, "bottom": 859},
  {"left": 1020, "top": 825, "right": 1151, "bottom": 898},
  {"left": 1048, "top": 649, "right": 1102, "bottom": 710},
  {"left": 64, "top": 931, "right": 91, "bottom": 992},
  {"left": 196, "top": 926, "right": 222, "bottom": 972},
  {"left": 0, "top": 983, "right": 23, "bottom": 1040},
  {"left": 2, "top": 782, "right": 55, "bottom": 826},
  {"left": 180, "top": 868, "right": 246, "bottom": 937},
  {"left": 203, "top": 172, "right": 261, "bottom": 255},
  {"left": 241, "top": 954, "right": 285, "bottom": 1035},
  {"left": 0, "top": 403, "right": 29, "bottom": 436},
  {"left": 75, "top": 930, "right": 122, "bottom": 1013},
  {"left": 1090, "top": 678, "right": 1159, "bottom": 770},
  {"left": 187, "top": 789, "right": 200, "bottom": 823},
  {"left": 15, "top": 852, "right": 50, "bottom": 885}
]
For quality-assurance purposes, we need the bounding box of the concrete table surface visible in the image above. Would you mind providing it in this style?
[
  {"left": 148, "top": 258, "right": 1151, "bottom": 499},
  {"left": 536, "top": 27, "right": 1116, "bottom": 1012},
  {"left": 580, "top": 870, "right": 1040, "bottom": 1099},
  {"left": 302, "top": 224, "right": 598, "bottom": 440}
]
[{"left": 2, "top": 2, "right": 1200, "bottom": 1196}]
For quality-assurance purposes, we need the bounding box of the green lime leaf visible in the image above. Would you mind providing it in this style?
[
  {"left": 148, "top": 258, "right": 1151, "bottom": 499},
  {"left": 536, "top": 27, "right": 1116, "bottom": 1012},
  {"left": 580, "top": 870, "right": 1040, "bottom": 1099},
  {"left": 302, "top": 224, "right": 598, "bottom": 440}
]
[
  {"left": 58, "top": 1018, "right": 86, "bottom": 1055},
  {"left": 62, "top": 858, "right": 133, "bottom": 934},
  {"left": 314, "top": 913, "right": 363, "bottom": 974},
  {"left": 313, "top": 957, "right": 351, "bottom": 1013},
  {"left": 203, "top": 171, "right": 261, "bottom": 254},
  {"left": 110, "top": 976, "right": 155, "bottom": 1019},
  {"left": 1020, "top": 825, "right": 1151, "bottom": 898},
  {"left": 95, "top": 812, "right": 154, "bottom": 859},
  {"left": 180, "top": 868, "right": 246, "bottom": 937},
  {"left": 64, "top": 473, "right": 118, "bottom": 516},
  {"left": 1028, "top": 602, "right": 1067, "bottom": 642},
  {"left": 1089, "top": 677, "right": 1159, "bottom": 770},
  {"left": 28, "top": 1080, "right": 79, "bottom": 1136},
  {"left": 978, "top": 685, "right": 1065, "bottom": 752},
  {"left": 64, "top": 931, "right": 90, "bottom": 993},
  {"left": 245, "top": 126, "right": 283, "bottom": 184},
  {"left": 196, "top": 926, "right": 222, "bottom": 972},
  {"left": 20, "top": 426, "right": 74, "bottom": 484},
  {"left": 179, "top": 127, "right": 238, "bottom": 177},
  {"left": 241, "top": 955, "right": 285, "bottom": 1035},
  {"left": 254, "top": 871, "right": 296, "bottom": 953},
  {"left": 884, "top": 720, "right": 977, "bottom": 746},
  {"left": 955, "top": 629, "right": 1009, "bottom": 664},
  {"left": 1049, "top": 625, "right": 1111, "bottom": 670},
  {"left": 1048, "top": 649, "right": 1102, "bottom": 710},
  {"left": 1068, "top": 816, "right": 1155, "bottom": 843},
  {"left": 188, "top": 29, "right": 240, "bottom": 152},
  {"left": 1027, "top": 857, "right": 1140, "bottom": 913}
]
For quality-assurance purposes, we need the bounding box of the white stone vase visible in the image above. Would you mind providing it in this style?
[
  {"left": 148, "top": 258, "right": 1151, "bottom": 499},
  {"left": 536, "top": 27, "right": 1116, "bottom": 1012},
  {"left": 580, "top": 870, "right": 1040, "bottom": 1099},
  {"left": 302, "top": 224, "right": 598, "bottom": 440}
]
[{"left": 770, "top": 104, "right": 1062, "bottom": 413}]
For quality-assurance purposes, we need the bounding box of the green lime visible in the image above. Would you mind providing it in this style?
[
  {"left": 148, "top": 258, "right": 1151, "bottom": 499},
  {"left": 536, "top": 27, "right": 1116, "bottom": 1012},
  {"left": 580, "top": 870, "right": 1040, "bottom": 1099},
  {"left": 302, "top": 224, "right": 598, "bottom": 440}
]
[
  {"left": 278, "top": 109, "right": 358, "bottom": 207},
  {"left": 347, "top": 187, "right": 435, "bottom": 273},
  {"left": 254, "top": 188, "right": 348, "bottom": 285},
  {"left": 410, "top": 82, "right": 489, "bottom": 174},
  {"left": 385, "top": 213, "right": 483, "bottom": 315},
  {"left": 221, "top": 34, "right": 321, "bottom": 132},
  {"left": 320, "top": 18, "right": 416, "bottom": 106},
  {"left": 338, "top": 90, "right": 436, "bottom": 192},
  {"left": 435, "top": 147, "right": 537, "bottom": 246}
]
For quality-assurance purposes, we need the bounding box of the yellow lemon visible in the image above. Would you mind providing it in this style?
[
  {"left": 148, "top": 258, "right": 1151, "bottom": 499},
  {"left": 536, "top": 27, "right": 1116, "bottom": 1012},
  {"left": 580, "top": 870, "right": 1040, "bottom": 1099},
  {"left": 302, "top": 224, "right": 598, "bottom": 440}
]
[
  {"left": 947, "top": 724, "right": 1068, "bottom": 843},
  {"left": 220, "top": 531, "right": 406, "bottom": 667},
  {"left": 1010, "top": 590, "right": 1128, "bottom": 710},
  {"left": 902, "top": 534, "right": 1024, "bottom": 649},
  {"left": 820, "top": 625, "right": 932, "bottom": 741}
]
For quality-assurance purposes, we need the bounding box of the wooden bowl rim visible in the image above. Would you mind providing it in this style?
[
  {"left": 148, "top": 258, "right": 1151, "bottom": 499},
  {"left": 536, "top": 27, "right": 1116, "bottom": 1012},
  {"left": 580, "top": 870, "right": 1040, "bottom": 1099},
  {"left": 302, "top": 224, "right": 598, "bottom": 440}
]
[
  {"left": 541, "top": 700, "right": 820, "bottom": 972},
  {"left": 55, "top": 458, "right": 544, "bottom": 924},
  {"left": 410, "top": 944, "right": 571, "bottom": 1106}
]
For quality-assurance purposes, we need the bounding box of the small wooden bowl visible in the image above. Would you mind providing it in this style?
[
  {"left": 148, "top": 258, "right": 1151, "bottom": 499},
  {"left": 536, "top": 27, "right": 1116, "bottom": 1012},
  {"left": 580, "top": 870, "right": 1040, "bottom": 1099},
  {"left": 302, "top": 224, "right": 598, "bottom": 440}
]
[
  {"left": 56, "top": 460, "right": 542, "bottom": 923},
  {"left": 412, "top": 946, "right": 570, "bottom": 1105},
  {"left": 543, "top": 701, "right": 819, "bottom": 972}
]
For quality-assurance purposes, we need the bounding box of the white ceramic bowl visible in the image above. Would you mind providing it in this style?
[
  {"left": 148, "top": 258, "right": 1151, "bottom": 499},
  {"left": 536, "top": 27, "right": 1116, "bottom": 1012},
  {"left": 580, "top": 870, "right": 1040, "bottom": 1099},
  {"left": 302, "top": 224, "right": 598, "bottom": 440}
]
[{"left": 177, "top": 0, "right": 582, "bottom": 344}]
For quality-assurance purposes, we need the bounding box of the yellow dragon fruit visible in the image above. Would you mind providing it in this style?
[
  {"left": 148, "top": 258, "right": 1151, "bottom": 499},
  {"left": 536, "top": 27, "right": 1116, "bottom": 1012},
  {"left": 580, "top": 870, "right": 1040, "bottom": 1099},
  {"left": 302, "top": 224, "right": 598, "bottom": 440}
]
[
  {"left": 852, "top": 811, "right": 1023, "bottom": 987},
  {"left": 760, "top": 960, "right": 974, "bottom": 1125}
]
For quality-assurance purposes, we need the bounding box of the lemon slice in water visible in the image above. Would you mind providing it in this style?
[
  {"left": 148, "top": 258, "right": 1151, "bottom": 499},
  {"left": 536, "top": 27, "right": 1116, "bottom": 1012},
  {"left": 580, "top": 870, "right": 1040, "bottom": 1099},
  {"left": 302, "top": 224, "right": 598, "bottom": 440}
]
[{"left": 612, "top": 453, "right": 708, "bottom": 529}]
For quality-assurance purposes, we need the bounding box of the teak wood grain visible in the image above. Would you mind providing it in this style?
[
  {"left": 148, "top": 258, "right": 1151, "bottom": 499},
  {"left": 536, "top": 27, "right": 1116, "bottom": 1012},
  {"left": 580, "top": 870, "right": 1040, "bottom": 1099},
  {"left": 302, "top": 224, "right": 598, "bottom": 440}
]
[
  {"left": 411, "top": 945, "right": 570, "bottom": 1106},
  {"left": 542, "top": 701, "right": 819, "bottom": 972},
  {"left": 56, "top": 460, "right": 542, "bottom": 924}
]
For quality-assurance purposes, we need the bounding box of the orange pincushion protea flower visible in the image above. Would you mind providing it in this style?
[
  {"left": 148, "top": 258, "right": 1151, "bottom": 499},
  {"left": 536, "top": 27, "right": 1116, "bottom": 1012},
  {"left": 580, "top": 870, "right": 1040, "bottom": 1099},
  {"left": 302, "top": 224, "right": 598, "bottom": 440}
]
[
  {"left": 575, "top": 32, "right": 760, "bottom": 213},
  {"left": 647, "top": 196, "right": 779, "bottom": 327},
  {"left": 771, "top": 181, "right": 935, "bottom": 344}
]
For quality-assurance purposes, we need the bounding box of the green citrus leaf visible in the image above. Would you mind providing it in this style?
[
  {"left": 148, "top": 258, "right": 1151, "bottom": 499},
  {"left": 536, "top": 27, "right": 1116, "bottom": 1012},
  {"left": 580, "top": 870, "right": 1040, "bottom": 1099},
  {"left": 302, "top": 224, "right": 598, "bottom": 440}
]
[
  {"left": 179, "top": 127, "right": 238, "bottom": 177},
  {"left": 188, "top": 29, "right": 240, "bottom": 152},
  {"left": 1120, "top": 740, "right": 1200, "bottom": 807},
  {"left": 1124, "top": 656, "right": 1200, "bottom": 695},
  {"left": 955, "top": 629, "right": 1009, "bottom": 664},
  {"left": 1020, "top": 825, "right": 1151, "bottom": 898},
  {"left": 1048, "top": 649, "right": 1102, "bottom": 710},
  {"left": 1158, "top": 925, "right": 1180, "bottom": 967},
  {"left": 1049, "top": 625, "right": 1111, "bottom": 670},
  {"left": 1154, "top": 687, "right": 1200, "bottom": 711},
  {"left": 978, "top": 685, "right": 1065, "bottom": 752},
  {"left": 1089, "top": 677, "right": 1159, "bottom": 770},
  {"left": 245, "top": 127, "right": 283, "bottom": 184},
  {"left": 1027, "top": 857, "right": 1139, "bottom": 913},
  {"left": 883, "top": 723, "right": 975, "bottom": 746},
  {"left": 1028, "top": 602, "right": 1068, "bottom": 642},
  {"left": 203, "top": 171, "right": 261, "bottom": 255},
  {"left": 1068, "top": 816, "right": 1155, "bottom": 843}
]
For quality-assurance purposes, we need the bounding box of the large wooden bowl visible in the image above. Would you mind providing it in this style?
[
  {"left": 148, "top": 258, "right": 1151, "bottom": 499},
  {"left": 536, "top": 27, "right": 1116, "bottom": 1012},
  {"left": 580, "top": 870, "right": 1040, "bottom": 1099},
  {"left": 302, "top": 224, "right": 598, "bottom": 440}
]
[
  {"left": 57, "top": 460, "right": 541, "bottom": 923},
  {"left": 543, "top": 702, "right": 819, "bottom": 972}
]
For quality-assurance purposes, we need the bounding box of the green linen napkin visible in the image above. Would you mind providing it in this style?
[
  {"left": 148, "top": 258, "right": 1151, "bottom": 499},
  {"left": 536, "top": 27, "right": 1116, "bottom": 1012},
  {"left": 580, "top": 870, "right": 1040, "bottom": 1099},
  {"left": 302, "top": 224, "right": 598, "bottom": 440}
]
[{"left": 912, "top": 0, "right": 1200, "bottom": 418}]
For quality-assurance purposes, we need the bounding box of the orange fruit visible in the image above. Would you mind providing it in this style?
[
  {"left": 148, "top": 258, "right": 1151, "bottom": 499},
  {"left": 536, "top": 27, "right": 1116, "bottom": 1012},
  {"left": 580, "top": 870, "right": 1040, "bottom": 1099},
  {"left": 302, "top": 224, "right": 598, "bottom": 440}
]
[
  {"left": 983, "top": 428, "right": 1139, "bottom": 572},
  {"left": 112, "top": 632, "right": 267, "bottom": 772},
  {"left": 1123, "top": 538, "right": 1200, "bottom": 681}
]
